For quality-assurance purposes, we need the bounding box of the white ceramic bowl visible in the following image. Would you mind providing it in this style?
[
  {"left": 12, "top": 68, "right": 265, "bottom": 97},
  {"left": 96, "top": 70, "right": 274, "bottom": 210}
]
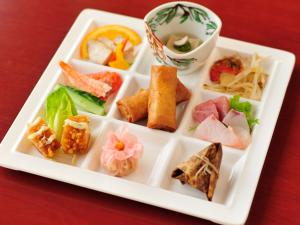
[{"left": 144, "top": 1, "right": 222, "bottom": 74}]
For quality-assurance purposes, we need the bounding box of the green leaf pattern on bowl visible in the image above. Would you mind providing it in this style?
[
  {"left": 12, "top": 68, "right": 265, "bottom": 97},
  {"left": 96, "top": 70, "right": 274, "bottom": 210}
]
[
  {"left": 147, "top": 3, "right": 217, "bottom": 35},
  {"left": 167, "top": 56, "right": 197, "bottom": 70}
]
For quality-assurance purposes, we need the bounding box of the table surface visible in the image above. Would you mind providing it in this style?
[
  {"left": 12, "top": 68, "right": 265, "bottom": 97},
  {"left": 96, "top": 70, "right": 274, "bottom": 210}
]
[{"left": 0, "top": 0, "right": 299, "bottom": 225}]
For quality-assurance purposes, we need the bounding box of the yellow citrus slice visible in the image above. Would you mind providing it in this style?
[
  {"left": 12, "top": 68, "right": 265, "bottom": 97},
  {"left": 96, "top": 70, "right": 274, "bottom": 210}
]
[{"left": 80, "top": 25, "right": 142, "bottom": 59}]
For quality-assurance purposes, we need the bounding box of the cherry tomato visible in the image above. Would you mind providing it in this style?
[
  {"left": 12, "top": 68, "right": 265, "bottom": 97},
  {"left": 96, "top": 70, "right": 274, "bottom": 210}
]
[{"left": 210, "top": 57, "right": 243, "bottom": 82}]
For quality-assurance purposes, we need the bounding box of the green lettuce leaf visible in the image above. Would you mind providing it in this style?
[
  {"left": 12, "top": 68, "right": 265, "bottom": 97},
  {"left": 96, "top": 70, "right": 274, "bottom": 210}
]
[
  {"left": 229, "top": 95, "right": 259, "bottom": 130},
  {"left": 45, "top": 87, "right": 77, "bottom": 140},
  {"left": 54, "top": 84, "right": 106, "bottom": 116}
]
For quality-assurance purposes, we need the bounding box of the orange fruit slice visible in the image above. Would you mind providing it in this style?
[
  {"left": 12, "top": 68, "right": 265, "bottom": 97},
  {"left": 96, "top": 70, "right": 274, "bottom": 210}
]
[{"left": 80, "top": 25, "right": 142, "bottom": 59}]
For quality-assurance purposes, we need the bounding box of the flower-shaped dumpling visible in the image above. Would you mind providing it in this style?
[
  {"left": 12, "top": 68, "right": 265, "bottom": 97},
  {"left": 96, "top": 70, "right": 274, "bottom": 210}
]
[{"left": 101, "top": 125, "right": 143, "bottom": 176}]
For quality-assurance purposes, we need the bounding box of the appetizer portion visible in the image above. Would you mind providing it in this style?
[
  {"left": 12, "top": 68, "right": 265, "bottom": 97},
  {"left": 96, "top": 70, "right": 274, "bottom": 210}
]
[
  {"left": 27, "top": 87, "right": 92, "bottom": 160},
  {"left": 61, "top": 115, "right": 90, "bottom": 154},
  {"left": 27, "top": 117, "right": 60, "bottom": 158},
  {"left": 117, "top": 77, "right": 190, "bottom": 123},
  {"left": 172, "top": 143, "right": 223, "bottom": 201},
  {"left": 166, "top": 34, "right": 202, "bottom": 54},
  {"left": 204, "top": 54, "right": 268, "bottom": 100},
  {"left": 116, "top": 65, "right": 191, "bottom": 132},
  {"left": 80, "top": 25, "right": 142, "bottom": 70},
  {"left": 147, "top": 66, "right": 177, "bottom": 132},
  {"left": 59, "top": 61, "right": 122, "bottom": 115},
  {"left": 101, "top": 126, "right": 143, "bottom": 177},
  {"left": 192, "top": 95, "right": 258, "bottom": 149}
]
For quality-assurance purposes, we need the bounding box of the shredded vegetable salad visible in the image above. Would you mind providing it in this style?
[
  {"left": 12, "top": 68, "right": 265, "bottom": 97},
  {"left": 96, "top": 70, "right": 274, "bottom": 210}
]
[{"left": 204, "top": 54, "right": 268, "bottom": 101}]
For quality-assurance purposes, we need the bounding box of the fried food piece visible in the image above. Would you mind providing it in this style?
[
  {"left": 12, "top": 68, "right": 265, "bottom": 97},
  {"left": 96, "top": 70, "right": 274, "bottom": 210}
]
[
  {"left": 171, "top": 143, "right": 223, "bottom": 201},
  {"left": 117, "top": 77, "right": 191, "bottom": 123},
  {"left": 147, "top": 65, "right": 177, "bottom": 132},
  {"left": 175, "top": 79, "right": 192, "bottom": 103},
  {"left": 27, "top": 117, "right": 60, "bottom": 158},
  {"left": 61, "top": 115, "right": 90, "bottom": 154},
  {"left": 117, "top": 89, "right": 149, "bottom": 122}
]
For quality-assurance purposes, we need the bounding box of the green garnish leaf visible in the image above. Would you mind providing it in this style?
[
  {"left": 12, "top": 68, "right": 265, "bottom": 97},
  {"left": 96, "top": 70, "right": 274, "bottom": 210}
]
[
  {"left": 247, "top": 118, "right": 260, "bottom": 129},
  {"left": 46, "top": 87, "right": 78, "bottom": 140},
  {"left": 173, "top": 41, "right": 192, "bottom": 52},
  {"left": 229, "top": 95, "right": 259, "bottom": 130},
  {"left": 55, "top": 84, "right": 106, "bottom": 116}
]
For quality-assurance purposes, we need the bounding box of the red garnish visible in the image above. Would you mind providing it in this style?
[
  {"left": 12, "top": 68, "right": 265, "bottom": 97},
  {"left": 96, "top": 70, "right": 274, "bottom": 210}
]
[
  {"left": 88, "top": 71, "right": 122, "bottom": 99},
  {"left": 210, "top": 57, "right": 243, "bottom": 82},
  {"left": 121, "top": 38, "right": 128, "bottom": 52},
  {"left": 109, "top": 52, "right": 117, "bottom": 62}
]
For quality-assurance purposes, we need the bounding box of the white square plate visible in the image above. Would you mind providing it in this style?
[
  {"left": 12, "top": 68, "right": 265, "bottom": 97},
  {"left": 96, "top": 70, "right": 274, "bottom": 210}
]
[{"left": 0, "top": 9, "right": 295, "bottom": 225}]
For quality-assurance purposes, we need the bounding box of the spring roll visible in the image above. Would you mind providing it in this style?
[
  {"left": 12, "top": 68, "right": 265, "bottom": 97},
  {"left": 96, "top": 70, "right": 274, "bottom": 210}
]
[
  {"left": 27, "top": 117, "right": 60, "bottom": 158},
  {"left": 117, "top": 89, "right": 149, "bottom": 122},
  {"left": 61, "top": 115, "right": 90, "bottom": 154},
  {"left": 117, "top": 78, "right": 191, "bottom": 123},
  {"left": 176, "top": 79, "right": 192, "bottom": 103},
  {"left": 147, "top": 65, "right": 177, "bottom": 131}
]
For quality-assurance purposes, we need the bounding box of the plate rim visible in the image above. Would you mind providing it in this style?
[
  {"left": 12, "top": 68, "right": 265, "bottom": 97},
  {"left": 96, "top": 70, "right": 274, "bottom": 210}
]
[{"left": 0, "top": 8, "right": 296, "bottom": 225}]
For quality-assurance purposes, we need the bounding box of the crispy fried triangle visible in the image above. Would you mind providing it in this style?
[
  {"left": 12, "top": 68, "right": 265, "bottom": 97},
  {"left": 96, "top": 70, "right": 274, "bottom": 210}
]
[{"left": 171, "top": 143, "right": 223, "bottom": 201}]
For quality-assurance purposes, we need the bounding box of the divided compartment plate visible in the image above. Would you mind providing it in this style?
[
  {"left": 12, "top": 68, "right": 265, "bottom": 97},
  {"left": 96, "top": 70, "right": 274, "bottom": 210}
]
[{"left": 0, "top": 9, "right": 295, "bottom": 225}]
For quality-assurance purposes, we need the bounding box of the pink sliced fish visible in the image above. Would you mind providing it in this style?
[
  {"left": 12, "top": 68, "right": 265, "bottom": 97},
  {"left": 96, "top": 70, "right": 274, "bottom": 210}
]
[
  {"left": 59, "top": 61, "right": 112, "bottom": 98},
  {"left": 212, "top": 96, "right": 230, "bottom": 120},
  {"left": 223, "top": 109, "right": 250, "bottom": 133},
  {"left": 194, "top": 111, "right": 251, "bottom": 149},
  {"left": 223, "top": 109, "right": 251, "bottom": 147},
  {"left": 192, "top": 96, "right": 230, "bottom": 123},
  {"left": 192, "top": 100, "right": 219, "bottom": 123}
]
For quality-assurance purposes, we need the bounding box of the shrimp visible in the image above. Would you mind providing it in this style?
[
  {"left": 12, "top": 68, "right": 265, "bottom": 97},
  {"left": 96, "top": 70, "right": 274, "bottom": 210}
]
[{"left": 59, "top": 61, "right": 112, "bottom": 98}]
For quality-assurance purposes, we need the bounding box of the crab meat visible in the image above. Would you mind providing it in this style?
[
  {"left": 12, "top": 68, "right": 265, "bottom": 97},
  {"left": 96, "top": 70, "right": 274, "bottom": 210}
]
[{"left": 59, "top": 61, "right": 112, "bottom": 98}]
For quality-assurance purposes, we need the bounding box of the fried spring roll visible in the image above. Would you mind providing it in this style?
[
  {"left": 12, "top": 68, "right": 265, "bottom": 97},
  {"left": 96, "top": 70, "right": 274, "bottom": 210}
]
[
  {"left": 117, "top": 78, "right": 191, "bottom": 123},
  {"left": 117, "top": 89, "right": 149, "bottom": 122},
  {"left": 176, "top": 79, "right": 192, "bottom": 103},
  {"left": 147, "top": 65, "right": 177, "bottom": 131},
  {"left": 61, "top": 115, "right": 90, "bottom": 154},
  {"left": 27, "top": 117, "right": 60, "bottom": 158}
]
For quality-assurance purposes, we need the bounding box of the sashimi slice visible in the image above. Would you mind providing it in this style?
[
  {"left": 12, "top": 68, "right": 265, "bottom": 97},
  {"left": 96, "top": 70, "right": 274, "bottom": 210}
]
[
  {"left": 212, "top": 96, "right": 230, "bottom": 120},
  {"left": 223, "top": 109, "right": 250, "bottom": 133},
  {"left": 223, "top": 109, "right": 251, "bottom": 147},
  {"left": 194, "top": 114, "right": 250, "bottom": 149},
  {"left": 59, "top": 61, "right": 112, "bottom": 98},
  {"left": 192, "top": 100, "right": 219, "bottom": 123}
]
